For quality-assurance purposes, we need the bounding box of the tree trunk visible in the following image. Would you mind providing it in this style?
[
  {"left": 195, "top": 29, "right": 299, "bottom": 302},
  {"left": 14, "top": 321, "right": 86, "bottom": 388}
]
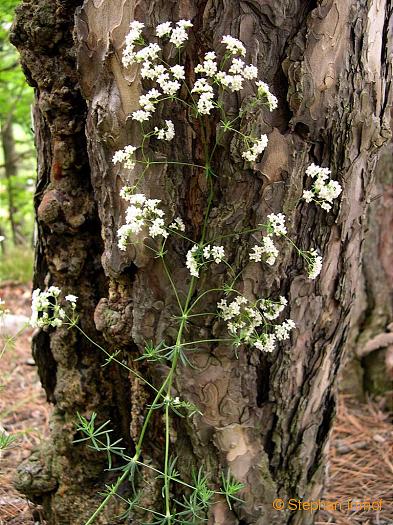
[
  {"left": 11, "top": 1, "right": 392, "bottom": 525},
  {"left": 341, "top": 141, "right": 393, "bottom": 400},
  {"left": 1, "top": 119, "right": 21, "bottom": 245}
]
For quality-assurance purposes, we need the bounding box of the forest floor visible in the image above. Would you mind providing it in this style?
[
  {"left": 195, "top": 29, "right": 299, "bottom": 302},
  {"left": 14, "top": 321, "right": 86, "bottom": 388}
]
[{"left": 0, "top": 283, "right": 392, "bottom": 525}]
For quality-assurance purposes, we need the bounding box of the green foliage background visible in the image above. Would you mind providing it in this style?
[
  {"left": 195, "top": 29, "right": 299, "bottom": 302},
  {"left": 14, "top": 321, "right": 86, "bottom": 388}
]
[{"left": 0, "top": 0, "right": 35, "bottom": 281}]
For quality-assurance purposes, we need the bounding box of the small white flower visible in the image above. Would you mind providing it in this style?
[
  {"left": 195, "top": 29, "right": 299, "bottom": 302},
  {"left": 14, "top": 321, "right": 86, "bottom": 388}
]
[
  {"left": 135, "top": 43, "right": 161, "bottom": 63},
  {"left": 266, "top": 213, "right": 287, "bottom": 236},
  {"left": 118, "top": 192, "right": 168, "bottom": 245},
  {"left": 195, "top": 52, "right": 218, "bottom": 77},
  {"left": 307, "top": 250, "right": 323, "bottom": 279},
  {"left": 303, "top": 164, "right": 341, "bottom": 211},
  {"left": 254, "top": 333, "right": 276, "bottom": 353},
  {"left": 260, "top": 296, "right": 287, "bottom": 321},
  {"left": 197, "top": 92, "right": 215, "bottom": 114},
  {"left": 170, "top": 64, "right": 185, "bottom": 80},
  {"left": 122, "top": 21, "right": 145, "bottom": 67},
  {"left": 191, "top": 78, "right": 212, "bottom": 93},
  {"left": 249, "top": 236, "right": 278, "bottom": 265},
  {"left": 306, "top": 163, "right": 331, "bottom": 178},
  {"left": 221, "top": 35, "right": 246, "bottom": 56},
  {"left": 126, "top": 192, "right": 145, "bottom": 204},
  {"left": 215, "top": 71, "right": 231, "bottom": 87},
  {"left": 155, "top": 120, "right": 175, "bottom": 141},
  {"left": 141, "top": 62, "right": 167, "bottom": 79},
  {"left": 275, "top": 319, "right": 296, "bottom": 341},
  {"left": 47, "top": 286, "right": 61, "bottom": 297},
  {"left": 129, "top": 21, "right": 144, "bottom": 34},
  {"left": 156, "top": 21, "right": 172, "bottom": 38},
  {"left": 139, "top": 88, "right": 161, "bottom": 112},
  {"left": 132, "top": 109, "right": 151, "bottom": 122},
  {"left": 170, "top": 20, "right": 192, "bottom": 47},
  {"left": 140, "top": 61, "right": 155, "bottom": 79},
  {"left": 169, "top": 217, "right": 185, "bottom": 232},
  {"left": 256, "top": 81, "right": 278, "bottom": 111},
  {"left": 113, "top": 145, "right": 137, "bottom": 170},
  {"left": 30, "top": 288, "right": 66, "bottom": 328},
  {"left": 228, "top": 58, "right": 244, "bottom": 74},
  {"left": 302, "top": 190, "right": 314, "bottom": 203},
  {"left": 149, "top": 218, "right": 168, "bottom": 238},
  {"left": 211, "top": 245, "right": 225, "bottom": 264},
  {"left": 242, "top": 134, "right": 268, "bottom": 162},
  {"left": 192, "top": 80, "right": 215, "bottom": 114},
  {"left": 242, "top": 64, "right": 258, "bottom": 79},
  {"left": 203, "top": 245, "right": 211, "bottom": 259},
  {"left": 157, "top": 74, "right": 181, "bottom": 95},
  {"left": 177, "top": 19, "right": 193, "bottom": 29},
  {"left": 186, "top": 245, "right": 199, "bottom": 277},
  {"left": 227, "top": 74, "right": 243, "bottom": 92},
  {"left": 117, "top": 224, "right": 134, "bottom": 250},
  {"left": 65, "top": 294, "right": 78, "bottom": 303}
]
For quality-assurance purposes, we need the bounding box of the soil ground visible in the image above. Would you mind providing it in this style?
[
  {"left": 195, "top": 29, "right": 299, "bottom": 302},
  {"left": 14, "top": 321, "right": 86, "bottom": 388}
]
[{"left": 0, "top": 283, "right": 392, "bottom": 525}]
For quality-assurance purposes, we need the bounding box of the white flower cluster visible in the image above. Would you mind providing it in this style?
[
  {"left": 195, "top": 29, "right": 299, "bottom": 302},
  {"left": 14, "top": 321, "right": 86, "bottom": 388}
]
[
  {"left": 256, "top": 81, "right": 278, "bottom": 111},
  {"left": 306, "top": 250, "right": 323, "bottom": 279},
  {"left": 259, "top": 296, "right": 288, "bottom": 320},
  {"left": 248, "top": 213, "right": 287, "bottom": 267},
  {"left": 253, "top": 333, "right": 277, "bottom": 352},
  {"left": 186, "top": 246, "right": 200, "bottom": 277},
  {"left": 189, "top": 34, "right": 274, "bottom": 117},
  {"left": 274, "top": 319, "right": 296, "bottom": 341},
  {"left": 228, "top": 58, "right": 258, "bottom": 80},
  {"left": 112, "top": 145, "right": 137, "bottom": 170},
  {"left": 119, "top": 20, "right": 277, "bottom": 172},
  {"left": 117, "top": 190, "right": 168, "bottom": 250},
  {"left": 154, "top": 120, "right": 175, "bottom": 141},
  {"left": 185, "top": 244, "right": 225, "bottom": 278},
  {"left": 123, "top": 20, "right": 192, "bottom": 69},
  {"left": 158, "top": 19, "right": 193, "bottom": 47},
  {"left": 249, "top": 236, "right": 279, "bottom": 266},
  {"left": 222, "top": 35, "right": 246, "bottom": 56},
  {"left": 30, "top": 287, "right": 77, "bottom": 329},
  {"left": 169, "top": 217, "right": 185, "bottom": 232},
  {"left": 302, "top": 163, "right": 342, "bottom": 212},
  {"left": 203, "top": 245, "right": 225, "bottom": 263},
  {"left": 195, "top": 51, "right": 217, "bottom": 77},
  {"left": 266, "top": 213, "right": 287, "bottom": 236},
  {"left": 217, "top": 294, "right": 295, "bottom": 352},
  {"left": 122, "top": 21, "right": 145, "bottom": 67},
  {"left": 242, "top": 134, "right": 268, "bottom": 162},
  {"left": 191, "top": 78, "right": 215, "bottom": 115},
  {"left": 121, "top": 20, "right": 193, "bottom": 125}
]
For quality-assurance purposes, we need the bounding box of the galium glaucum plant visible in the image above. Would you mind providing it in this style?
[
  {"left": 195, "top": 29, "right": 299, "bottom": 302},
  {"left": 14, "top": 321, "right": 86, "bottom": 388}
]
[{"left": 27, "top": 18, "right": 342, "bottom": 525}]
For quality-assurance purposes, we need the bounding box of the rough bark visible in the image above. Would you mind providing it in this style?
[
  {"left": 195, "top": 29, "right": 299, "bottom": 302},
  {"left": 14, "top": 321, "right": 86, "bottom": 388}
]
[
  {"left": 341, "top": 142, "right": 393, "bottom": 400},
  {"left": 11, "top": 1, "right": 393, "bottom": 525},
  {"left": 10, "top": 2, "right": 131, "bottom": 523}
]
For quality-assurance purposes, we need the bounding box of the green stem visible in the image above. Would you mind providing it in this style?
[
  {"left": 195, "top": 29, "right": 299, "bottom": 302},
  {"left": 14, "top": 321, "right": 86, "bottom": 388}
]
[
  {"left": 84, "top": 465, "right": 131, "bottom": 525},
  {"left": 161, "top": 256, "right": 184, "bottom": 314},
  {"left": 164, "top": 401, "right": 171, "bottom": 517},
  {"left": 0, "top": 322, "right": 29, "bottom": 359}
]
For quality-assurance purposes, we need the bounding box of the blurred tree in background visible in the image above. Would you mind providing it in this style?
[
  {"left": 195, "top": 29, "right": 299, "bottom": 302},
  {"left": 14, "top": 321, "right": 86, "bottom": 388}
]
[{"left": 0, "top": 0, "right": 35, "bottom": 258}]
